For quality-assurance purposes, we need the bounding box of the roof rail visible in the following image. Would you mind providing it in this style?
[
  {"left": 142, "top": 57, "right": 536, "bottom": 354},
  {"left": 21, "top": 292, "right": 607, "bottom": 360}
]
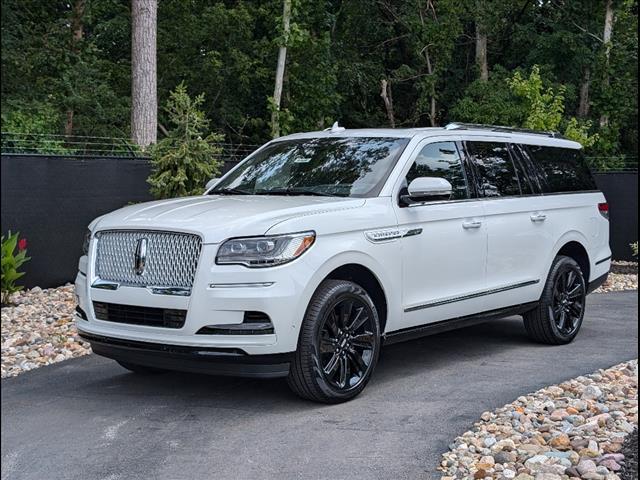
[{"left": 444, "top": 122, "right": 565, "bottom": 139}]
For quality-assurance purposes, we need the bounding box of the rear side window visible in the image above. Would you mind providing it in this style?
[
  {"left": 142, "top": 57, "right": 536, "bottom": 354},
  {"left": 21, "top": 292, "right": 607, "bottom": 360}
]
[
  {"left": 525, "top": 145, "right": 597, "bottom": 193},
  {"left": 465, "top": 142, "right": 522, "bottom": 197},
  {"left": 405, "top": 142, "right": 469, "bottom": 199}
]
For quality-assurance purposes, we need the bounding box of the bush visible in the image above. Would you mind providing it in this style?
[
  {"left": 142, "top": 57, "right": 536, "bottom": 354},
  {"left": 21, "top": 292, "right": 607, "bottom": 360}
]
[
  {"left": 147, "top": 83, "right": 224, "bottom": 199},
  {"left": 1, "top": 232, "right": 31, "bottom": 305}
]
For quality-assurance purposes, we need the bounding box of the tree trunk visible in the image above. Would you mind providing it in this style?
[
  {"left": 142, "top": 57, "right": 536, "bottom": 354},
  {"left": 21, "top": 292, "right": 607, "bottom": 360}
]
[
  {"left": 599, "top": 0, "right": 614, "bottom": 127},
  {"left": 578, "top": 67, "right": 591, "bottom": 118},
  {"left": 380, "top": 79, "right": 395, "bottom": 128},
  {"left": 271, "top": 0, "right": 292, "bottom": 139},
  {"left": 65, "top": 0, "right": 86, "bottom": 136},
  {"left": 131, "top": 0, "right": 157, "bottom": 147},
  {"left": 475, "top": 23, "right": 489, "bottom": 82}
]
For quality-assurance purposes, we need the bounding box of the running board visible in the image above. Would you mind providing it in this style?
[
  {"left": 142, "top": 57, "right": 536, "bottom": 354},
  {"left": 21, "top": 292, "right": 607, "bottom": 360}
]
[{"left": 382, "top": 301, "right": 539, "bottom": 345}]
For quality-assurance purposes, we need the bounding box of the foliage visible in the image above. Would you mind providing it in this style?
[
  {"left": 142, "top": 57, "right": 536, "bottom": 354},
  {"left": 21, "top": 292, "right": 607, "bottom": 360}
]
[
  {"left": 1, "top": 232, "right": 30, "bottom": 305},
  {"left": 1, "top": 0, "right": 637, "bottom": 164},
  {"left": 147, "top": 83, "right": 224, "bottom": 199},
  {"left": 509, "top": 66, "right": 599, "bottom": 148}
]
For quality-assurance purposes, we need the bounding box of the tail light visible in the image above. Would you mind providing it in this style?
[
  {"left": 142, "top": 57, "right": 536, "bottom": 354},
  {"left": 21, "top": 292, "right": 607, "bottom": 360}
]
[{"left": 598, "top": 202, "right": 609, "bottom": 219}]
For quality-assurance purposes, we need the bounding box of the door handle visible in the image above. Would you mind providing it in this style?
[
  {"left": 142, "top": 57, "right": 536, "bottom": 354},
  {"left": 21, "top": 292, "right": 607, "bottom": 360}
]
[
  {"left": 530, "top": 212, "right": 547, "bottom": 222},
  {"left": 462, "top": 220, "right": 482, "bottom": 229}
]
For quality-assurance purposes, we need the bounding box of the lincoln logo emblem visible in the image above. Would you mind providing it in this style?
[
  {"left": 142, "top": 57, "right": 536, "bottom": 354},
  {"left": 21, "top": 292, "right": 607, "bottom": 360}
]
[{"left": 134, "top": 238, "right": 148, "bottom": 275}]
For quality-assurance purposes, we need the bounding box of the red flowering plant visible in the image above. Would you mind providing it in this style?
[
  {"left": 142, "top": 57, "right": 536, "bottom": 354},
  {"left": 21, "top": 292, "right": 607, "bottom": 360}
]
[{"left": 1, "top": 231, "right": 31, "bottom": 305}]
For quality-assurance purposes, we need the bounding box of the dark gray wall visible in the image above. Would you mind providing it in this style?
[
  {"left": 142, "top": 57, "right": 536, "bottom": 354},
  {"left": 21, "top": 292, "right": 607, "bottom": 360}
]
[
  {"left": 1, "top": 155, "right": 154, "bottom": 288},
  {"left": 1, "top": 154, "right": 638, "bottom": 288},
  {"left": 594, "top": 172, "right": 638, "bottom": 261}
]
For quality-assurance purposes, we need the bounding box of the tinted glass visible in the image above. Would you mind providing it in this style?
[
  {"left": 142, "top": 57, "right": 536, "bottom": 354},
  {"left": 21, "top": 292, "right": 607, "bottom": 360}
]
[
  {"left": 405, "top": 142, "right": 468, "bottom": 199},
  {"left": 466, "top": 142, "right": 521, "bottom": 197},
  {"left": 212, "top": 137, "right": 409, "bottom": 198},
  {"left": 525, "top": 145, "right": 597, "bottom": 193}
]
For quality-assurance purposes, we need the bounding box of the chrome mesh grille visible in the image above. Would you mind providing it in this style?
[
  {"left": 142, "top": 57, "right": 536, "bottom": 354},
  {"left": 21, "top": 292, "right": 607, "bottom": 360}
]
[{"left": 95, "top": 230, "right": 202, "bottom": 289}]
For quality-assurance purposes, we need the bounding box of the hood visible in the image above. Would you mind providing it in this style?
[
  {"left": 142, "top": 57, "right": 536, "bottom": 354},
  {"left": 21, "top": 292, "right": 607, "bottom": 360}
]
[{"left": 93, "top": 195, "right": 365, "bottom": 243}]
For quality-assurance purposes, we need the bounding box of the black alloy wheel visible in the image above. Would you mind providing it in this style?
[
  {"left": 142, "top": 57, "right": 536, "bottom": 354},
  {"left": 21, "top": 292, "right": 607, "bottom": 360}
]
[
  {"left": 288, "top": 279, "right": 381, "bottom": 403},
  {"left": 550, "top": 268, "right": 585, "bottom": 336},
  {"left": 524, "top": 255, "right": 587, "bottom": 345},
  {"left": 319, "top": 296, "right": 376, "bottom": 391}
]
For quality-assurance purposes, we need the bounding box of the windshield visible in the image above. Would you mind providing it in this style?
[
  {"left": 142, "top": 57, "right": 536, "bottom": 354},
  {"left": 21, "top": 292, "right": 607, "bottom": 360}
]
[{"left": 210, "top": 137, "right": 409, "bottom": 198}]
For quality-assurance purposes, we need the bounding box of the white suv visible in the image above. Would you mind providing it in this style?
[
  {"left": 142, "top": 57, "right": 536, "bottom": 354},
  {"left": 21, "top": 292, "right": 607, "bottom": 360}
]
[{"left": 75, "top": 123, "right": 611, "bottom": 403}]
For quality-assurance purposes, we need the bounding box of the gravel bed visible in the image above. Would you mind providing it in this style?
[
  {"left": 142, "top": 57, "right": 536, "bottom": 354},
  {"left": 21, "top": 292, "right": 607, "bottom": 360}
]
[
  {"left": 594, "top": 262, "right": 638, "bottom": 294},
  {"left": 439, "top": 360, "right": 638, "bottom": 480},
  {"left": 1, "top": 285, "right": 90, "bottom": 378}
]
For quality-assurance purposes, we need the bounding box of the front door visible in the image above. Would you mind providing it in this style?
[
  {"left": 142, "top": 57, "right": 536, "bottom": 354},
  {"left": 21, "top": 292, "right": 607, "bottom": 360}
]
[{"left": 393, "top": 140, "right": 488, "bottom": 330}]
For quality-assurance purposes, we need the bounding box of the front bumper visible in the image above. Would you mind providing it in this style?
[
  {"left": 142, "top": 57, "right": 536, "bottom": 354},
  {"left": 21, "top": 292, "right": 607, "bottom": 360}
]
[
  {"left": 80, "top": 332, "right": 292, "bottom": 378},
  {"left": 75, "top": 242, "right": 318, "bottom": 356}
]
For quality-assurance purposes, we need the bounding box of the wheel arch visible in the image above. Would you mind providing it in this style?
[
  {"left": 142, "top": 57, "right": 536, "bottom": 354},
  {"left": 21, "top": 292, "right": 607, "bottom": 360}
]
[
  {"left": 549, "top": 233, "right": 592, "bottom": 283},
  {"left": 300, "top": 251, "right": 394, "bottom": 336},
  {"left": 325, "top": 264, "right": 389, "bottom": 334}
]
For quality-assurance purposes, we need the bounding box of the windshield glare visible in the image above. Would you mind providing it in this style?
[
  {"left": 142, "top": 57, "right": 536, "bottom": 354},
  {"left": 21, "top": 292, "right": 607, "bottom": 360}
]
[{"left": 211, "top": 137, "right": 409, "bottom": 198}]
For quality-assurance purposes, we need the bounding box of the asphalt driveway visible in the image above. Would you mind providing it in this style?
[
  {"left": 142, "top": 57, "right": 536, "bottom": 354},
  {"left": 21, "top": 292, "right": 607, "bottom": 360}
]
[{"left": 2, "top": 291, "right": 637, "bottom": 480}]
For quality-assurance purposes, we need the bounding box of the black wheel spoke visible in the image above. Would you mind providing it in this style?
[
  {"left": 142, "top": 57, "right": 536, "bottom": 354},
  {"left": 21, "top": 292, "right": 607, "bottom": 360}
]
[
  {"left": 348, "top": 307, "right": 368, "bottom": 332},
  {"left": 567, "top": 284, "right": 583, "bottom": 298},
  {"left": 323, "top": 352, "right": 340, "bottom": 376},
  {"left": 557, "top": 311, "right": 567, "bottom": 330},
  {"left": 340, "top": 301, "right": 353, "bottom": 328},
  {"left": 318, "top": 294, "right": 377, "bottom": 392},
  {"left": 347, "top": 348, "right": 367, "bottom": 375},
  {"left": 337, "top": 356, "right": 348, "bottom": 388},
  {"left": 351, "top": 332, "right": 374, "bottom": 349}
]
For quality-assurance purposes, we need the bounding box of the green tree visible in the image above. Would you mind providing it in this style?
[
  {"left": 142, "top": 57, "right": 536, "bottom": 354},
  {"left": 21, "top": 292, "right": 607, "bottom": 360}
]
[
  {"left": 147, "top": 83, "right": 224, "bottom": 199},
  {"left": 509, "top": 66, "right": 598, "bottom": 148}
]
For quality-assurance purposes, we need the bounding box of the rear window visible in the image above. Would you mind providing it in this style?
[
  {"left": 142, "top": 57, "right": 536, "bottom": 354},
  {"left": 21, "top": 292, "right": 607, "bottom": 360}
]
[
  {"left": 525, "top": 145, "right": 597, "bottom": 193},
  {"left": 466, "top": 141, "right": 522, "bottom": 197}
]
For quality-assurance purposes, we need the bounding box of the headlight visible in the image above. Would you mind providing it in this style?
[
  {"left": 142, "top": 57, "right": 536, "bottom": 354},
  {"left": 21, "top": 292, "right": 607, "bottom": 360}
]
[
  {"left": 216, "top": 231, "right": 315, "bottom": 267},
  {"left": 82, "top": 229, "right": 92, "bottom": 255}
]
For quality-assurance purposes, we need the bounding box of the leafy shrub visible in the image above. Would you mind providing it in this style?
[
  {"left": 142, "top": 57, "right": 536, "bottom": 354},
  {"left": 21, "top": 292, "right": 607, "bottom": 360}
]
[
  {"left": 148, "top": 83, "right": 224, "bottom": 199},
  {"left": 508, "top": 66, "right": 599, "bottom": 148},
  {"left": 1, "top": 232, "right": 31, "bottom": 305}
]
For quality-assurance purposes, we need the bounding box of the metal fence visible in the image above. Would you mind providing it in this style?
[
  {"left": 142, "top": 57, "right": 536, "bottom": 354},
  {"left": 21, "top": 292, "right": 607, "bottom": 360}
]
[
  {"left": 2, "top": 131, "right": 637, "bottom": 173},
  {"left": 0, "top": 132, "right": 261, "bottom": 165}
]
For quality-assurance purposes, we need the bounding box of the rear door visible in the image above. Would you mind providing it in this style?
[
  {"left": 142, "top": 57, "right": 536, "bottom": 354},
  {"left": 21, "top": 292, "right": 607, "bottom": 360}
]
[{"left": 464, "top": 140, "right": 553, "bottom": 311}]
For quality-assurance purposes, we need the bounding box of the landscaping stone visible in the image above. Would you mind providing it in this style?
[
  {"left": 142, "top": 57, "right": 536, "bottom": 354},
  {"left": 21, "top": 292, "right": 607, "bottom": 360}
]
[
  {"left": 439, "top": 360, "right": 638, "bottom": 480},
  {"left": 1, "top": 285, "right": 90, "bottom": 378}
]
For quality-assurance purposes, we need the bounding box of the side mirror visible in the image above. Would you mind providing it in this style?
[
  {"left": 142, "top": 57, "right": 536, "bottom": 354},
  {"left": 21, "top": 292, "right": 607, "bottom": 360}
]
[
  {"left": 205, "top": 178, "right": 220, "bottom": 190},
  {"left": 401, "top": 177, "right": 453, "bottom": 205}
]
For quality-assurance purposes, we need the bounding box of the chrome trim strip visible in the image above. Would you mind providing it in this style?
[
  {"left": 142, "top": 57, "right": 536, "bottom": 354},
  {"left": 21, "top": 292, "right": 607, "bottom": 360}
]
[
  {"left": 91, "top": 279, "right": 119, "bottom": 290},
  {"left": 147, "top": 286, "right": 191, "bottom": 296},
  {"left": 208, "top": 282, "right": 275, "bottom": 289},
  {"left": 595, "top": 255, "right": 612, "bottom": 265},
  {"left": 404, "top": 279, "right": 540, "bottom": 312}
]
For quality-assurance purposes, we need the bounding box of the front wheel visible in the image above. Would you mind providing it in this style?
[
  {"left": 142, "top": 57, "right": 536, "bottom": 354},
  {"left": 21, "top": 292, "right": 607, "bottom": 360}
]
[
  {"left": 523, "top": 255, "right": 587, "bottom": 345},
  {"left": 287, "top": 280, "right": 381, "bottom": 403}
]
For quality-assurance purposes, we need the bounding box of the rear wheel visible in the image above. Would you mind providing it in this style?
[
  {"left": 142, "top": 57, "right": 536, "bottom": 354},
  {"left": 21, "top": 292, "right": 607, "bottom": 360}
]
[
  {"left": 117, "top": 361, "right": 168, "bottom": 375},
  {"left": 524, "top": 255, "right": 587, "bottom": 345},
  {"left": 287, "top": 280, "right": 381, "bottom": 403}
]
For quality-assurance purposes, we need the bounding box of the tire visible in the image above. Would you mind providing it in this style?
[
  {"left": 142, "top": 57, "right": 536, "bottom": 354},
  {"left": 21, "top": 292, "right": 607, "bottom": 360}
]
[
  {"left": 116, "top": 361, "right": 168, "bottom": 375},
  {"left": 523, "top": 255, "right": 587, "bottom": 345},
  {"left": 287, "top": 279, "right": 381, "bottom": 403}
]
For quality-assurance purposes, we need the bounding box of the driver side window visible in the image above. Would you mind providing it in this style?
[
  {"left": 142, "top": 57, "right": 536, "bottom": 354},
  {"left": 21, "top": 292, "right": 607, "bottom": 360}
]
[{"left": 406, "top": 142, "right": 469, "bottom": 200}]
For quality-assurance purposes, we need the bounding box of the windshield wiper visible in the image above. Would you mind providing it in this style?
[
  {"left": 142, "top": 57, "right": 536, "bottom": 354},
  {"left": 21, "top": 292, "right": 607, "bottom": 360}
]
[
  {"left": 210, "top": 187, "right": 252, "bottom": 195},
  {"left": 256, "top": 188, "right": 343, "bottom": 197}
]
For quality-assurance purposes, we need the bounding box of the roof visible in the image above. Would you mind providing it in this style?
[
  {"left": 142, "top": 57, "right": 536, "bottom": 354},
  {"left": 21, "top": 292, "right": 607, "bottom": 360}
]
[{"left": 277, "top": 124, "right": 583, "bottom": 149}]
